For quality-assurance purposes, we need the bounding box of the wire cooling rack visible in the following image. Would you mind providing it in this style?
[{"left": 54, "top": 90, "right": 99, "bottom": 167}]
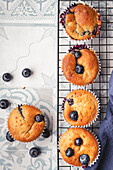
[{"left": 57, "top": 0, "right": 113, "bottom": 169}]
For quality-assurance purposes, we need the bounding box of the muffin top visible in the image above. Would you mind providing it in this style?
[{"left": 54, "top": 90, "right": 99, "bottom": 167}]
[
  {"left": 62, "top": 45, "right": 99, "bottom": 86},
  {"left": 62, "top": 89, "right": 98, "bottom": 126},
  {"left": 60, "top": 3, "right": 101, "bottom": 40},
  {"left": 8, "top": 105, "right": 45, "bottom": 142},
  {"left": 59, "top": 128, "right": 98, "bottom": 167}
]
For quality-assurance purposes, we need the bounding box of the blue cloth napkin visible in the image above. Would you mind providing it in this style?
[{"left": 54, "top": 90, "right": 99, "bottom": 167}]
[{"left": 85, "top": 71, "right": 113, "bottom": 170}]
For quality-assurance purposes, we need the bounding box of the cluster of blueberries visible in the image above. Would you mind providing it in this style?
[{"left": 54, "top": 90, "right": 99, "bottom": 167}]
[
  {"left": 65, "top": 139, "right": 90, "bottom": 168},
  {"left": 0, "top": 68, "right": 32, "bottom": 110},
  {"left": 74, "top": 51, "right": 84, "bottom": 74},
  {"left": 2, "top": 68, "right": 32, "bottom": 82},
  {"left": 0, "top": 68, "right": 50, "bottom": 158}
]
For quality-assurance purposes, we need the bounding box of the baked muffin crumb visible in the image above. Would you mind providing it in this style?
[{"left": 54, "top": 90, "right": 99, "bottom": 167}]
[
  {"left": 59, "top": 128, "right": 98, "bottom": 167},
  {"left": 60, "top": 3, "right": 101, "bottom": 40},
  {"left": 62, "top": 45, "right": 99, "bottom": 86},
  {"left": 8, "top": 105, "right": 45, "bottom": 142},
  {"left": 63, "top": 89, "right": 99, "bottom": 126}
]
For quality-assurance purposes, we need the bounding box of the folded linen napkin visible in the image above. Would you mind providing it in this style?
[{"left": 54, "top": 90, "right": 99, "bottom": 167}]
[{"left": 85, "top": 71, "right": 113, "bottom": 170}]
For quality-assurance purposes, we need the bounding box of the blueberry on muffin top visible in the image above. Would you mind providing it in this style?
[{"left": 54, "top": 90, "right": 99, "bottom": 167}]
[
  {"left": 59, "top": 128, "right": 98, "bottom": 167},
  {"left": 62, "top": 45, "right": 99, "bottom": 86},
  {"left": 62, "top": 89, "right": 99, "bottom": 126}
]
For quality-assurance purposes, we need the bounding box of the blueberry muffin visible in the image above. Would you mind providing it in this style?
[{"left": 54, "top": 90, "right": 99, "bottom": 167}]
[
  {"left": 60, "top": 3, "right": 101, "bottom": 40},
  {"left": 8, "top": 105, "right": 45, "bottom": 142},
  {"left": 62, "top": 45, "right": 99, "bottom": 86},
  {"left": 59, "top": 128, "right": 99, "bottom": 167},
  {"left": 62, "top": 89, "right": 99, "bottom": 126}
]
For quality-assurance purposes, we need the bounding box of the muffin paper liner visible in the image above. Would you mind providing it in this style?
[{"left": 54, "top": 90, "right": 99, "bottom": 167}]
[
  {"left": 57, "top": 127, "right": 101, "bottom": 168},
  {"left": 62, "top": 89, "right": 100, "bottom": 128},
  {"left": 87, "top": 129, "right": 101, "bottom": 168},
  {"left": 91, "top": 46, "right": 101, "bottom": 83},
  {"left": 62, "top": 44, "right": 101, "bottom": 88},
  {"left": 60, "top": 1, "right": 101, "bottom": 43},
  {"left": 6, "top": 104, "right": 47, "bottom": 144}
]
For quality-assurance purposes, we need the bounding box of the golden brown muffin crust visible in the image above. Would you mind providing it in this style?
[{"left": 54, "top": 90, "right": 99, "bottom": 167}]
[
  {"left": 8, "top": 105, "right": 45, "bottom": 142},
  {"left": 63, "top": 90, "right": 98, "bottom": 126},
  {"left": 59, "top": 128, "right": 98, "bottom": 166},
  {"left": 63, "top": 4, "right": 101, "bottom": 40},
  {"left": 74, "top": 5, "right": 97, "bottom": 30},
  {"left": 62, "top": 48, "right": 99, "bottom": 86}
]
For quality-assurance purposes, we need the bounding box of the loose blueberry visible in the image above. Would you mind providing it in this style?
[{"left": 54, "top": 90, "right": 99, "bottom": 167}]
[
  {"left": 74, "top": 51, "right": 81, "bottom": 58},
  {"left": 29, "top": 147, "right": 40, "bottom": 158},
  {"left": 79, "top": 154, "right": 90, "bottom": 165},
  {"left": 75, "top": 65, "right": 84, "bottom": 74},
  {"left": 0, "top": 99, "right": 9, "bottom": 109},
  {"left": 22, "top": 68, "right": 31, "bottom": 78},
  {"left": 42, "top": 128, "right": 50, "bottom": 138},
  {"left": 70, "top": 111, "right": 78, "bottom": 121},
  {"left": 6, "top": 131, "right": 15, "bottom": 142},
  {"left": 75, "top": 138, "right": 83, "bottom": 146},
  {"left": 35, "top": 114, "right": 44, "bottom": 122},
  {"left": 65, "top": 148, "right": 74, "bottom": 157},
  {"left": 2, "top": 73, "right": 12, "bottom": 82}
]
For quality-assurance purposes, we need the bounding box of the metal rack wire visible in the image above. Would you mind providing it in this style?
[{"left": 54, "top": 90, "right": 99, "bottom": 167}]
[{"left": 57, "top": 0, "right": 113, "bottom": 169}]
